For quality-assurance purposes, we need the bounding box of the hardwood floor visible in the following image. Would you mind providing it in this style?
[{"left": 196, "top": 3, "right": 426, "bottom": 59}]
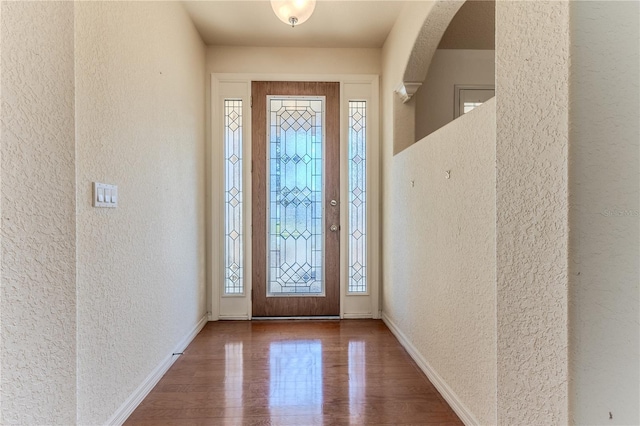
[{"left": 125, "top": 320, "right": 463, "bottom": 425}]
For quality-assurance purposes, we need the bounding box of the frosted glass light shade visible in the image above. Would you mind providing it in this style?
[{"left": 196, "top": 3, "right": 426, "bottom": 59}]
[{"left": 271, "top": 0, "right": 316, "bottom": 27}]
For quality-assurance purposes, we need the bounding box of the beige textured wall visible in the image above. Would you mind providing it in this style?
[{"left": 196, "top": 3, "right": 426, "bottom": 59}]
[
  {"left": 382, "top": 3, "right": 496, "bottom": 425},
  {"left": 569, "top": 1, "right": 640, "bottom": 424},
  {"left": 496, "top": 1, "right": 570, "bottom": 424},
  {"left": 382, "top": 1, "right": 431, "bottom": 341},
  {"left": 207, "top": 46, "right": 381, "bottom": 75},
  {"left": 1, "top": 2, "right": 77, "bottom": 424},
  {"left": 387, "top": 1, "right": 446, "bottom": 155},
  {"left": 205, "top": 45, "right": 381, "bottom": 316},
  {"left": 75, "top": 2, "right": 206, "bottom": 423},
  {"left": 388, "top": 101, "right": 497, "bottom": 425},
  {"left": 414, "top": 49, "right": 495, "bottom": 140}
]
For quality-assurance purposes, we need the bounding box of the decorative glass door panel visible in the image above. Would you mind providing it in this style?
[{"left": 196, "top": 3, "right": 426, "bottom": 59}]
[
  {"left": 267, "top": 97, "right": 325, "bottom": 296},
  {"left": 252, "top": 82, "right": 340, "bottom": 316}
]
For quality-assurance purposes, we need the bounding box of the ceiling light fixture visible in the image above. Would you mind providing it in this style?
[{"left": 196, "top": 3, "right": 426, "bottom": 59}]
[{"left": 271, "top": 0, "right": 316, "bottom": 28}]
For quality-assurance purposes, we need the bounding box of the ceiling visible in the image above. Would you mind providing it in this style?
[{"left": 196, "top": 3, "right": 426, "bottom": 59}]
[
  {"left": 438, "top": 0, "right": 495, "bottom": 49},
  {"left": 182, "top": 1, "right": 406, "bottom": 48}
]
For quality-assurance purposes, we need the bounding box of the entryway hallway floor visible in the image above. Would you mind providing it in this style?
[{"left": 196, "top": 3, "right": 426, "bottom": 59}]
[{"left": 125, "top": 320, "right": 463, "bottom": 425}]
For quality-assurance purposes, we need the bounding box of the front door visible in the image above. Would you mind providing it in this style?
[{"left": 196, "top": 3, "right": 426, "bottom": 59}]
[{"left": 251, "top": 81, "right": 340, "bottom": 316}]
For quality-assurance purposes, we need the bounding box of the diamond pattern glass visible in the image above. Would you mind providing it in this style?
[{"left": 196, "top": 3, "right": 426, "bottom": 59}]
[
  {"left": 267, "top": 97, "right": 324, "bottom": 295},
  {"left": 224, "top": 100, "right": 244, "bottom": 294},
  {"left": 348, "top": 101, "right": 367, "bottom": 293}
]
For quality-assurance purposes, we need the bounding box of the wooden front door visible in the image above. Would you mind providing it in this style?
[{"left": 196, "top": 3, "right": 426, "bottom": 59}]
[{"left": 252, "top": 81, "right": 340, "bottom": 316}]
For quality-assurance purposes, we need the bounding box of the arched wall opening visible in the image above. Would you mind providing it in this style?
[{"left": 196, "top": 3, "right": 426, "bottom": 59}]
[
  {"left": 414, "top": 0, "right": 495, "bottom": 140},
  {"left": 391, "top": 1, "right": 462, "bottom": 154},
  {"left": 392, "top": 0, "right": 496, "bottom": 153}
]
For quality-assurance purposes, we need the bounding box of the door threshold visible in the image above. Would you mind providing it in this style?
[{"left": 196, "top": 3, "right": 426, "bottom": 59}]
[{"left": 252, "top": 316, "right": 341, "bottom": 321}]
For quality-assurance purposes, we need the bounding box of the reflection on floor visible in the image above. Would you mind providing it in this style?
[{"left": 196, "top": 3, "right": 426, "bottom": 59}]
[
  {"left": 269, "top": 340, "right": 323, "bottom": 411},
  {"left": 125, "top": 320, "right": 463, "bottom": 425}
]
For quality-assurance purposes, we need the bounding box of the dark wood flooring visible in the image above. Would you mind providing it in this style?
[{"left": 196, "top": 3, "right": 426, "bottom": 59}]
[{"left": 125, "top": 320, "right": 463, "bottom": 425}]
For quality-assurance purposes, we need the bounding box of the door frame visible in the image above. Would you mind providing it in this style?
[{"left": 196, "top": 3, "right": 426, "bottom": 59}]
[{"left": 210, "top": 73, "right": 380, "bottom": 320}]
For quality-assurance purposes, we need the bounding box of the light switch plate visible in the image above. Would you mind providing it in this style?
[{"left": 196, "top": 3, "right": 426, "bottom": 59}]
[{"left": 93, "top": 182, "right": 118, "bottom": 208}]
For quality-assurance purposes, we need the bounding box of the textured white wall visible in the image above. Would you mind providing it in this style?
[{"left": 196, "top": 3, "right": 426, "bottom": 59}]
[
  {"left": 205, "top": 45, "right": 382, "bottom": 316},
  {"left": 383, "top": 1, "right": 428, "bottom": 348},
  {"left": 75, "top": 2, "right": 206, "bottom": 423},
  {"left": 381, "top": 0, "right": 433, "bottom": 261},
  {"left": 569, "top": 1, "right": 640, "bottom": 424},
  {"left": 207, "top": 46, "right": 381, "bottom": 75},
  {"left": 496, "top": 1, "right": 570, "bottom": 424},
  {"left": 414, "top": 49, "right": 495, "bottom": 140},
  {"left": 388, "top": 100, "right": 497, "bottom": 425},
  {"left": 381, "top": 4, "right": 496, "bottom": 424},
  {"left": 383, "top": 1, "right": 438, "bottom": 155},
  {"left": 1, "top": 2, "right": 77, "bottom": 424}
]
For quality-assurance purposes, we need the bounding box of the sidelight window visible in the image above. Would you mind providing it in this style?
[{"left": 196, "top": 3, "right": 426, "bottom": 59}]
[
  {"left": 224, "top": 99, "right": 244, "bottom": 295},
  {"left": 348, "top": 101, "right": 367, "bottom": 293}
]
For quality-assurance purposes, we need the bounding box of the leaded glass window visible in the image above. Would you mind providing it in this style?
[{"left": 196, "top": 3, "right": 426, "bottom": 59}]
[
  {"left": 224, "top": 100, "right": 243, "bottom": 295},
  {"left": 267, "top": 97, "right": 325, "bottom": 296},
  {"left": 348, "top": 101, "right": 367, "bottom": 293}
]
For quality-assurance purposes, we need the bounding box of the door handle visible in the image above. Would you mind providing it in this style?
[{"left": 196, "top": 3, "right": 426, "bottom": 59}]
[
  {"left": 330, "top": 225, "right": 339, "bottom": 232},
  {"left": 330, "top": 199, "right": 338, "bottom": 207}
]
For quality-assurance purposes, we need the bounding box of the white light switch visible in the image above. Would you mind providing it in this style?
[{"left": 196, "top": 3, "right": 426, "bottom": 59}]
[{"left": 93, "top": 182, "right": 118, "bottom": 208}]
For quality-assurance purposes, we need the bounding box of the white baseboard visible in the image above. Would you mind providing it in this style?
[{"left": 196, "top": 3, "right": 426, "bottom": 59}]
[
  {"left": 342, "top": 313, "right": 373, "bottom": 319},
  {"left": 382, "top": 313, "right": 479, "bottom": 426},
  {"left": 218, "top": 315, "right": 250, "bottom": 320},
  {"left": 106, "top": 315, "right": 208, "bottom": 426}
]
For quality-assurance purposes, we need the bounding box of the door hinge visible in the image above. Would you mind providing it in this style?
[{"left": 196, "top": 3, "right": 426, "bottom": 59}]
[
  {"left": 250, "top": 96, "right": 253, "bottom": 108},
  {"left": 251, "top": 160, "right": 254, "bottom": 173}
]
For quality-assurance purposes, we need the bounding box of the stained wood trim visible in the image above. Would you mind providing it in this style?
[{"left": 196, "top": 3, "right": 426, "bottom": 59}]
[{"left": 252, "top": 81, "right": 341, "bottom": 316}]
